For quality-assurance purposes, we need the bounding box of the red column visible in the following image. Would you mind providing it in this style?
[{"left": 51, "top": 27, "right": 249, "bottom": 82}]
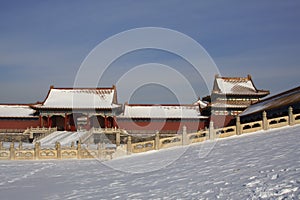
[
  {"left": 113, "top": 116, "right": 117, "bottom": 128},
  {"left": 47, "top": 116, "right": 50, "bottom": 128},
  {"left": 104, "top": 116, "right": 107, "bottom": 128},
  {"left": 87, "top": 116, "right": 90, "bottom": 130},
  {"left": 39, "top": 115, "right": 42, "bottom": 127},
  {"left": 64, "top": 114, "right": 68, "bottom": 131},
  {"left": 49, "top": 116, "right": 52, "bottom": 127}
]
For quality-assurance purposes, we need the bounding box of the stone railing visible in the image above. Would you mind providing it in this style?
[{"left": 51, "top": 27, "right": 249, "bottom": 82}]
[
  {"left": 241, "top": 121, "right": 263, "bottom": 134},
  {"left": 267, "top": 116, "right": 289, "bottom": 129},
  {"left": 127, "top": 106, "right": 299, "bottom": 154},
  {"left": 215, "top": 126, "right": 237, "bottom": 138},
  {"left": 189, "top": 131, "right": 208, "bottom": 143},
  {"left": 160, "top": 135, "right": 182, "bottom": 149},
  {"left": 0, "top": 141, "right": 114, "bottom": 161},
  {"left": 238, "top": 107, "right": 296, "bottom": 134},
  {"left": 0, "top": 129, "right": 25, "bottom": 133},
  {"left": 294, "top": 113, "right": 300, "bottom": 124},
  {"left": 131, "top": 140, "right": 155, "bottom": 153},
  {"left": 94, "top": 127, "right": 120, "bottom": 133},
  {"left": 23, "top": 127, "right": 58, "bottom": 141}
]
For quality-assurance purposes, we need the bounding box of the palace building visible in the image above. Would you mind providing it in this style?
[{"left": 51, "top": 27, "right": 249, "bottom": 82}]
[
  {"left": 0, "top": 104, "right": 39, "bottom": 130},
  {"left": 0, "top": 74, "right": 272, "bottom": 136},
  {"left": 31, "top": 85, "right": 122, "bottom": 131},
  {"left": 202, "top": 75, "right": 270, "bottom": 127},
  {"left": 117, "top": 104, "right": 208, "bottom": 135}
]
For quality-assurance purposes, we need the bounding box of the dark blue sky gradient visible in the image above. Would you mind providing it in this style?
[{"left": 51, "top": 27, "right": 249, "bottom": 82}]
[{"left": 0, "top": 1, "right": 299, "bottom": 103}]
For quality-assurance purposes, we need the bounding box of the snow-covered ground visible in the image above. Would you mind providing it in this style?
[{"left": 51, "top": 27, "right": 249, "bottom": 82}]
[{"left": 0, "top": 125, "right": 300, "bottom": 199}]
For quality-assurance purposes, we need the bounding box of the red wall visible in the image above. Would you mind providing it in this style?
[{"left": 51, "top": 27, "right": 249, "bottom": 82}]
[
  {"left": 117, "top": 119, "right": 207, "bottom": 133},
  {"left": 0, "top": 118, "right": 40, "bottom": 130},
  {"left": 210, "top": 115, "right": 235, "bottom": 128}
]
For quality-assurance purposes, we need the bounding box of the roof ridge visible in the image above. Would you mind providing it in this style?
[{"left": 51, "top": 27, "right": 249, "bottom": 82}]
[
  {"left": 51, "top": 87, "right": 114, "bottom": 90},
  {"left": 0, "top": 104, "right": 34, "bottom": 106},
  {"left": 125, "top": 104, "right": 197, "bottom": 106},
  {"left": 219, "top": 77, "right": 250, "bottom": 82}
]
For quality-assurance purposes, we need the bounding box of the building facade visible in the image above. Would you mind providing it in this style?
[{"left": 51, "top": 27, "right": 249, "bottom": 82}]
[
  {"left": 0, "top": 105, "right": 39, "bottom": 130},
  {"left": 31, "top": 85, "right": 122, "bottom": 131},
  {"left": 0, "top": 75, "right": 272, "bottom": 132},
  {"left": 203, "top": 75, "right": 270, "bottom": 127},
  {"left": 117, "top": 104, "right": 208, "bottom": 135}
]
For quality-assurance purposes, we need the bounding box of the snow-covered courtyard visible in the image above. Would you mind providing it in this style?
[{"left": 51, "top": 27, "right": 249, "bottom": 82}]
[{"left": 1, "top": 125, "right": 300, "bottom": 199}]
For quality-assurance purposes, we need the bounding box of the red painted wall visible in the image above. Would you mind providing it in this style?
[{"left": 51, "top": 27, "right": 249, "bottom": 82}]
[
  {"left": 0, "top": 118, "right": 40, "bottom": 130},
  {"left": 210, "top": 115, "right": 235, "bottom": 128},
  {"left": 117, "top": 119, "right": 207, "bottom": 133}
]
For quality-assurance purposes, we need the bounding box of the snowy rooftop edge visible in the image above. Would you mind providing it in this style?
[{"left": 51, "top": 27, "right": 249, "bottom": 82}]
[
  {"left": 37, "top": 88, "right": 119, "bottom": 109},
  {"left": 119, "top": 105, "right": 207, "bottom": 119},
  {"left": 0, "top": 105, "right": 37, "bottom": 118}
]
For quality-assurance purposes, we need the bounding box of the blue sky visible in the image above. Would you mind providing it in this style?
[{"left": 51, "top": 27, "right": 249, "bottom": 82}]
[{"left": 0, "top": 1, "right": 299, "bottom": 104}]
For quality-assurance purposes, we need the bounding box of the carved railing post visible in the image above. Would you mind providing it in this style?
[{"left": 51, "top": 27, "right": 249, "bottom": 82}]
[
  {"left": 182, "top": 125, "right": 188, "bottom": 145},
  {"left": 10, "top": 142, "right": 15, "bottom": 160},
  {"left": 155, "top": 131, "right": 160, "bottom": 150},
  {"left": 71, "top": 141, "right": 75, "bottom": 149},
  {"left": 127, "top": 135, "right": 132, "bottom": 155},
  {"left": 18, "top": 141, "right": 23, "bottom": 150},
  {"left": 209, "top": 121, "right": 215, "bottom": 140},
  {"left": 77, "top": 140, "right": 81, "bottom": 159},
  {"left": 116, "top": 131, "right": 120, "bottom": 147},
  {"left": 56, "top": 142, "right": 61, "bottom": 160},
  {"left": 97, "top": 143, "right": 102, "bottom": 159},
  {"left": 262, "top": 111, "right": 268, "bottom": 130},
  {"left": 236, "top": 115, "right": 241, "bottom": 135},
  {"left": 288, "top": 106, "right": 294, "bottom": 126},
  {"left": 34, "top": 142, "right": 40, "bottom": 160}
]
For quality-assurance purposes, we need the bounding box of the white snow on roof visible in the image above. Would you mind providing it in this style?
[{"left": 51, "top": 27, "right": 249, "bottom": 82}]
[
  {"left": 216, "top": 78, "right": 257, "bottom": 94},
  {"left": 40, "top": 88, "right": 119, "bottom": 109},
  {"left": 120, "top": 105, "right": 207, "bottom": 119},
  {"left": 0, "top": 105, "right": 36, "bottom": 118}
]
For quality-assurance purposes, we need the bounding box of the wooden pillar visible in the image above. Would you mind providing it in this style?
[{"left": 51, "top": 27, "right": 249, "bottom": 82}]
[
  {"left": 50, "top": 116, "right": 53, "bottom": 127},
  {"left": 288, "top": 106, "right": 294, "bottom": 126},
  {"left": 113, "top": 116, "right": 117, "bottom": 128},
  {"left": 39, "top": 115, "right": 42, "bottom": 127},
  {"left": 64, "top": 114, "right": 68, "bottom": 131},
  {"left": 86, "top": 115, "right": 90, "bottom": 130},
  {"left": 47, "top": 115, "right": 50, "bottom": 128},
  {"left": 104, "top": 116, "right": 107, "bottom": 129},
  {"left": 236, "top": 115, "right": 241, "bottom": 135},
  {"left": 262, "top": 111, "right": 268, "bottom": 130}
]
